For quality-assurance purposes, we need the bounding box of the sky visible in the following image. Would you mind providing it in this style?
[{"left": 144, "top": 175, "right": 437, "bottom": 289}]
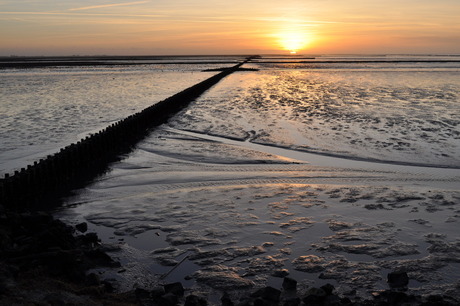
[{"left": 1, "top": 0, "right": 459, "bottom": 56}]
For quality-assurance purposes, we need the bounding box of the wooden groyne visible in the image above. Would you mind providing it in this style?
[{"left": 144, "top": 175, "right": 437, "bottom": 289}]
[{"left": 0, "top": 59, "right": 252, "bottom": 209}]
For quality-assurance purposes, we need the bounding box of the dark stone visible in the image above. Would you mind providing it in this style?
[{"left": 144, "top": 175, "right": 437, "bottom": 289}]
[
  {"left": 306, "top": 287, "right": 327, "bottom": 297},
  {"left": 388, "top": 291, "right": 409, "bottom": 304},
  {"left": 426, "top": 295, "right": 444, "bottom": 303},
  {"left": 185, "top": 294, "right": 207, "bottom": 306},
  {"left": 164, "top": 282, "right": 184, "bottom": 297},
  {"left": 151, "top": 286, "right": 166, "bottom": 298},
  {"left": 320, "top": 283, "right": 335, "bottom": 295},
  {"left": 80, "top": 232, "right": 99, "bottom": 244},
  {"left": 85, "top": 273, "right": 100, "bottom": 286},
  {"left": 282, "top": 277, "right": 297, "bottom": 291},
  {"left": 422, "top": 294, "right": 457, "bottom": 306},
  {"left": 303, "top": 294, "right": 324, "bottom": 305},
  {"left": 0, "top": 272, "right": 14, "bottom": 296},
  {"left": 283, "top": 297, "right": 301, "bottom": 306},
  {"left": 221, "top": 292, "right": 234, "bottom": 306},
  {"left": 44, "top": 249, "right": 85, "bottom": 280},
  {"left": 374, "top": 290, "right": 410, "bottom": 305},
  {"left": 343, "top": 289, "right": 356, "bottom": 296},
  {"left": 254, "top": 298, "right": 278, "bottom": 306},
  {"left": 250, "top": 286, "right": 281, "bottom": 302},
  {"left": 340, "top": 297, "right": 353, "bottom": 305},
  {"left": 44, "top": 293, "right": 66, "bottom": 306},
  {"left": 387, "top": 271, "right": 409, "bottom": 289},
  {"left": 135, "top": 287, "right": 151, "bottom": 300},
  {"left": 102, "top": 280, "right": 115, "bottom": 293},
  {"left": 303, "top": 287, "right": 327, "bottom": 305},
  {"left": 85, "top": 249, "right": 119, "bottom": 267},
  {"left": 235, "top": 298, "right": 252, "bottom": 306},
  {"left": 75, "top": 222, "right": 88, "bottom": 233},
  {"left": 158, "top": 292, "right": 179, "bottom": 306},
  {"left": 324, "top": 294, "right": 341, "bottom": 305},
  {"left": 24, "top": 212, "right": 54, "bottom": 229},
  {"left": 272, "top": 269, "right": 290, "bottom": 278}
]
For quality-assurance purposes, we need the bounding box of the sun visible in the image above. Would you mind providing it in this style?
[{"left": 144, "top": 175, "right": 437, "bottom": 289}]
[{"left": 277, "top": 31, "right": 310, "bottom": 54}]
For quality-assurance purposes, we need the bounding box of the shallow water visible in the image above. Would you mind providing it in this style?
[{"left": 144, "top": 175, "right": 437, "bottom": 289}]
[
  {"left": 170, "top": 64, "right": 460, "bottom": 168},
  {"left": 0, "top": 59, "right": 239, "bottom": 174},
  {"left": 2, "top": 55, "right": 460, "bottom": 303},
  {"left": 56, "top": 125, "right": 460, "bottom": 302}
]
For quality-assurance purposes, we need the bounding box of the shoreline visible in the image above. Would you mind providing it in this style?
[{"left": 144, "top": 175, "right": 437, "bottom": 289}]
[{"left": 0, "top": 55, "right": 244, "bottom": 69}]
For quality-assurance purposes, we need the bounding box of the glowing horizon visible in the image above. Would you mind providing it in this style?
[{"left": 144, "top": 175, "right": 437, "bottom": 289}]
[{"left": 0, "top": 0, "right": 459, "bottom": 56}]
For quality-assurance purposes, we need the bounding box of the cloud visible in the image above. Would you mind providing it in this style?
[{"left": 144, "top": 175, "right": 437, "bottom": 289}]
[
  {"left": 68, "top": 1, "right": 148, "bottom": 12},
  {"left": 0, "top": 11, "right": 164, "bottom": 18}
]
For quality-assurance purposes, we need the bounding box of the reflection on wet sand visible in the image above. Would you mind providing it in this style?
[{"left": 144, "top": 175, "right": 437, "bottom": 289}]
[
  {"left": 57, "top": 126, "right": 460, "bottom": 301},
  {"left": 53, "top": 58, "right": 460, "bottom": 303}
]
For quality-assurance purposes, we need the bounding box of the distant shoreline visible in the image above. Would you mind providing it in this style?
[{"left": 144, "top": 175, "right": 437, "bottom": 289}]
[
  {"left": 0, "top": 61, "right": 241, "bottom": 69},
  {"left": 2, "top": 54, "right": 460, "bottom": 69}
]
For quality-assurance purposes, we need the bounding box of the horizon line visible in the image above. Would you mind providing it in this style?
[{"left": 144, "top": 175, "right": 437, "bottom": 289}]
[{"left": 2, "top": 53, "right": 460, "bottom": 58}]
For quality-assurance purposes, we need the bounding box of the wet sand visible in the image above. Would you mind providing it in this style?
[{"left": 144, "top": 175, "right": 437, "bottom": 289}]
[
  {"left": 56, "top": 125, "right": 460, "bottom": 304},
  {"left": 2, "top": 55, "right": 457, "bottom": 304},
  {"left": 2, "top": 55, "right": 459, "bottom": 305}
]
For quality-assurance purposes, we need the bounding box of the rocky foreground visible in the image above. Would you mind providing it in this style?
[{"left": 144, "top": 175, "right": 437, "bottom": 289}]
[{"left": 0, "top": 204, "right": 458, "bottom": 306}]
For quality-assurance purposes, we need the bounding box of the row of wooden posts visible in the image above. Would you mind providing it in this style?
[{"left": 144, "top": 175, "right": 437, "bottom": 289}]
[{"left": 0, "top": 60, "right": 249, "bottom": 209}]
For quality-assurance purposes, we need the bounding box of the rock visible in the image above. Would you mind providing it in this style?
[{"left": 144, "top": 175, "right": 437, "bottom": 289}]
[
  {"left": 254, "top": 298, "right": 278, "bottom": 306},
  {"left": 340, "top": 297, "right": 353, "bottom": 305},
  {"left": 80, "top": 232, "right": 99, "bottom": 244},
  {"left": 42, "top": 249, "right": 84, "bottom": 280},
  {"left": 221, "top": 292, "right": 234, "bottom": 306},
  {"left": 235, "top": 298, "right": 252, "bottom": 306},
  {"left": 221, "top": 292, "right": 233, "bottom": 306},
  {"left": 134, "top": 287, "right": 151, "bottom": 300},
  {"left": 282, "top": 277, "right": 297, "bottom": 291},
  {"left": 272, "top": 269, "right": 289, "bottom": 278},
  {"left": 24, "top": 212, "right": 54, "bottom": 229},
  {"left": 44, "top": 293, "right": 66, "bottom": 306},
  {"left": 0, "top": 274, "right": 15, "bottom": 296},
  {"left": 250, "top": 286, "right": 281, "bottom": 302},
  {"left": 0, "top": 229, "right": 11, "bottom": 250},
  {"left": 101, "top": 280, "right": 115, "bottom": 293},
  {"left": 151, "top": 286, "right": 166, "bottom": 298},
  {"left": 159, "top": 292, "right": 179, "bottom": 306},
  {"left": 320, "top": 283, "right": 335, "bottom": 295},
  {"left": 75, "top": 222, "right": 88, "bottom": 233},
  {"left": 303, "top": 287, "right": 326, "bottom": 305},
  {"left": 185, "top": 294, "right": 207, "bottom": 306},
  {"left": 164, "top": 282, "right": 184, "bottom": 297},
  {"left": 85, "top": 273, "right": 100, "bottom": 286},
  {"left": 324, "top": 294, "right": 341, "bottom": 305},
  {"left": 422, "top": 294, "right": 457, "bottom": 305},
  {"left": 426, "top": 294, "right": 444, "bottom": 303},
  {"left": 282, "top": 297, "right": 301, "bottom": 306},
  {"left": 387, "top": 271, "right": 409, "bottom": 289},
  {"left": 374, "top": 290, "right": 411, "bottom": 305},
  {"left": 343, "top": 289, "right": 356, "bottom": 296},
  {"left": 306, "top": 287, "right": 327, "bottom": 297},
  {"left": 85, "top": 249, "right": 120, "bottom": 267}
]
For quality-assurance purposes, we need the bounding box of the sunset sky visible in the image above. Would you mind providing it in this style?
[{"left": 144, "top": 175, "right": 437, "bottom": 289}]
[{"left": 1, "top": 0, "right": 459, "bottom": 56}]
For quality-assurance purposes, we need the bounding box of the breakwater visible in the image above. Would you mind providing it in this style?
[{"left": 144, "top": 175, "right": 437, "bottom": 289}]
[{"left": 0, "top": 60, "right": 250, "bottom": 209}]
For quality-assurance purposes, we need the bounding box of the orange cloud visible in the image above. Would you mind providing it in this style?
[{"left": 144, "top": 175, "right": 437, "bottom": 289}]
[{"left": 68, "top": 1, "right": 148, "bottom": 12}]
